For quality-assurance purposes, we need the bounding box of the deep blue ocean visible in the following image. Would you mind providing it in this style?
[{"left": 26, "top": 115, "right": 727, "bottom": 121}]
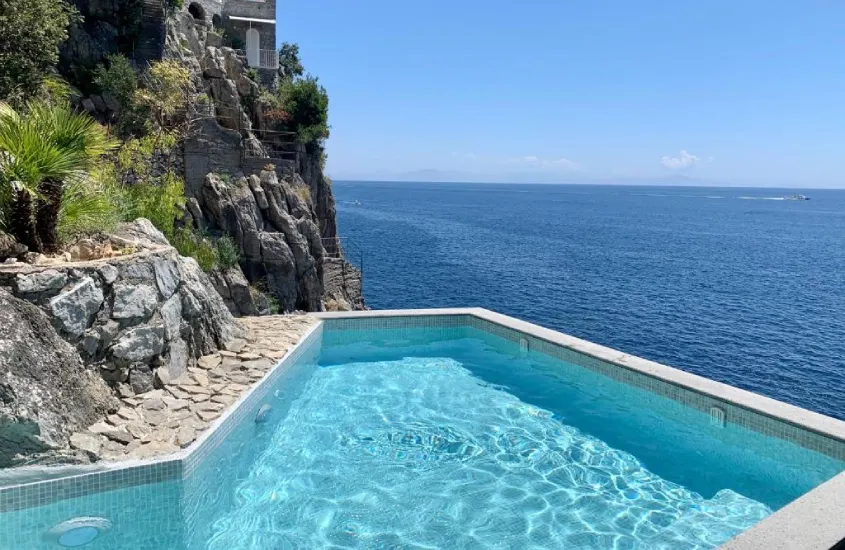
[{"left": 333, "top": 182, "right": 845, "bottom": 421}]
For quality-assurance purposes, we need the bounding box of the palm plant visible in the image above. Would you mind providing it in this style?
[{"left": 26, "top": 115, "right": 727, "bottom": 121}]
[{"left": 0, "top": 100, "right": 116, "bottom": 253}]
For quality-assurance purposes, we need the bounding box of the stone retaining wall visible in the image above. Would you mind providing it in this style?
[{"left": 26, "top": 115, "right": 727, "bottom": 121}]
[{"left": 0, "top": 220, "right": 245, "bottom": 399}]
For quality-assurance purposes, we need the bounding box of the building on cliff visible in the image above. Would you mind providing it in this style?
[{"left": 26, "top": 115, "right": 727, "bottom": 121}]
[{"left": 186, "top": 0, "right": 279, "bottom": 85}]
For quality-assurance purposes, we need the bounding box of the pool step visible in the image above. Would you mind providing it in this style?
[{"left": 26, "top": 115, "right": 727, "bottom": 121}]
[{"left": 647, "top": 489, "right": 771, "bottom": 548}]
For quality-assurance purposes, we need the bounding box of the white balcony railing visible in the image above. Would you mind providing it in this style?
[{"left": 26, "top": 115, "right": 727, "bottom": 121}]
[
  {"left": 243, "top": 49, "right": 278, "bottom": 70},
  {"left": 259, "top": 49, "right": 279, "bottom": 69}
]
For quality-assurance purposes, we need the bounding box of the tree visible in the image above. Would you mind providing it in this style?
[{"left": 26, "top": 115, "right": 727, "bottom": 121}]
[
  {"left": 0, "top": 100, "right": 116, "bottom": 252},
  {"left": 278, "top": 76, "right": 329, "bottom": 147},
  {"left": 133, "top": 60, "right": 194, "bottom": 134},
  {"left": 94, "top": 54, "right": 139, "bottom": 109},
  {"left": 278, "top": 42, "right": 304, "bottom": 82},
  {"left": 0, "top": 0, "right": 76, "bottom": 100}
]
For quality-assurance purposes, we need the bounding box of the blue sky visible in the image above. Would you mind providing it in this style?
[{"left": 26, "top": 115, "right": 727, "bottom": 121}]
[{"left": 279, "top": 2, "right": 845, "bottom": 187}]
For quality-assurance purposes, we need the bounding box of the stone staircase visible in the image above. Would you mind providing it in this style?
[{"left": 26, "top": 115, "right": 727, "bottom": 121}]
[{"left": 133, "top": 0, "right": 166, "bottom": 64}]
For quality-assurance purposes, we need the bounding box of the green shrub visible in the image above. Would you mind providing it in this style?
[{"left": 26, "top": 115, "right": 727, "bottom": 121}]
[
  {"left": 94, "top": 54, "right": 138, "bottom": 108},
  {"left": 134, "top": 60, "right": 193, "bottom": 131},
  {"left": 267, "top": 294, "right": 280, "bottom": 314},
  {"left": 123, "top": 172, "right": 185, "bottom": 237},
  {"left": 170, "top": 228, "right": 217, "bottom": 272},
  {"left": 215, "top": 234, "right": 240, "bottom": 268},
  {"left": 0, "top": 0, "right": 76, "bottom": 101},
  {"left": 0, "top": 98, "right": 117, "bottom": 251},
  {"left": 293, "top": 185, "right": 311, "bottom": 205},
  {"left": 278, "top": 76, "right": 330, "bottom": 146},
  {"left": 58, "top": 176, "right": 123, "bottom": 240}
]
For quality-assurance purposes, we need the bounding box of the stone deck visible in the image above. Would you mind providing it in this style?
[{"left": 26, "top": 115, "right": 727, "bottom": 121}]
[{"left": 69, "top": 315, "right": 317, "bottom": 462}]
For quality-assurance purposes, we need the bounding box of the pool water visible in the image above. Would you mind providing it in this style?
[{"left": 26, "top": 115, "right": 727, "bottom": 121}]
[{"left": 2, "top": 326, "right": 843, "bottom": 549}]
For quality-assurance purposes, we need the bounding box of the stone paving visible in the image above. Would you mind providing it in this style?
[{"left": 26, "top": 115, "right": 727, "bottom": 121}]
[{"left": 69, "top": 315, "right": 318, "bottom": 462}]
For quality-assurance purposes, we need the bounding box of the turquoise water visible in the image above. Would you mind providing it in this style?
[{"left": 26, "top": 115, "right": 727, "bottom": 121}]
[{"left": 2, "top": 326, "right": 843, "bottom": 549}]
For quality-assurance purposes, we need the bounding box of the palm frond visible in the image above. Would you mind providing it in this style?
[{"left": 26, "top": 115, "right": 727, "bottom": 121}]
[{"left": 58, "top": 174, "right": 121, "bottom": 239}]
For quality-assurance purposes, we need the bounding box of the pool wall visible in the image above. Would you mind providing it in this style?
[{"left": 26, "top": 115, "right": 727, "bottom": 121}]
[{"left": 0, "top": 308, "right": 843, "bottom": 549}]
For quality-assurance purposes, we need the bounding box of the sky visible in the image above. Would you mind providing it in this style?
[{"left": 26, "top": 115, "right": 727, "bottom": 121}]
[{"left": 278, "top": 2, "right": 845, "bottom": 187}]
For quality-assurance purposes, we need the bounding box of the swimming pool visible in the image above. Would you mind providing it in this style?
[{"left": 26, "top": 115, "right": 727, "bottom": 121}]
[{"left": 1, "top": 311, "right": 844, "bottom": 549}]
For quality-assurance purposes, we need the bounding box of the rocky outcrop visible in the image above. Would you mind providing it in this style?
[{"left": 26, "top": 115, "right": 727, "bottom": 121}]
[
  {"left": 59, "top": 0, "right": 147, "bottom": 79},
  {"left": 323, "top": 257, "right": 364, "bottom": 311},
  {"left": 201, "top": 171, "right": 324, "bottom": 312},
  {"left": 0, "top": 220, "right": 245, "bottom": 399},
  {"left": 210, "top": 266, "right": 268, "bottom": 316},
  {"left": 0, "top": 289, "right": 115, "bottom": 467}
]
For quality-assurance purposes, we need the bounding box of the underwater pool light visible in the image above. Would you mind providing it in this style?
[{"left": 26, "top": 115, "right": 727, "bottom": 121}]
[{"left": 46, "top": 517, "right": 112, "bottom": 547}]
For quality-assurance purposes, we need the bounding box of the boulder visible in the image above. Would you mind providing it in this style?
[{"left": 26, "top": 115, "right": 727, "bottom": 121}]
[
  {"left": 210, "top": 266, "right": 257, "bottom": 316},
  {"left": 201, "top": 47, "right": 226, "bottom": 78},
  {"left": 129, "top": 364, "right": 155, "bottom": 394},
  {"left": 153, "top": 256, "right": 181, "bottom": 299},
  {"left": 81, "top": 98, "right": 97, "bottom": 115},
  {"left": 111, "top": 218, "right": 170, "bottom": 248},
  {"left": 160, "top": 293, "right": 183, "bottom": 341},
  {"left": 68, "top": 238, "right": 98, "bottom": 261},
  {"left": 15, "top": 269, "right": 68, "bottom": 297},
  {"left": 112, "top": 284, "right": 158, "bottom": 319},
  {"left": 0, "top": 289, "right": 114, "bottom": 467},
  {"left": 48, "top": 277, "right": 104, "bottom": 338},
  {"left": 111, "top": 326, "right": 165, "bottom": 363},
  {"left": 177, "top": 256, "right": 246, "bottom": 355},
  {"left": 0, "top": 230, "right": 26, "bottom": 260},
  {"left": 209, "top": 78, "right": 249, "bottom": 130}
]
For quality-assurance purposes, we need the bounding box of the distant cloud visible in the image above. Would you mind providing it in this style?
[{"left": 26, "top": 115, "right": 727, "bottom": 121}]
[
  {"left": 660, "top": 150, "right": 700, "bottom": 170},
  {"left": 517, "top": 155, "right": 580, "bottom": 170},
  {"left": 451, "top": 152, "right": 478, "bottom": 160},
  {"left": 547, "top": 157, "right": 580, "bottom": 170}
]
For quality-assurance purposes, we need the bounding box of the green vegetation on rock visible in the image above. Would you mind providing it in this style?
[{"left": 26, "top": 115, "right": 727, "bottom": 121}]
[
  {"left": 0, "top": 0, "right": 76, "bottom": 101},
  {"left": 94, "top": 55, "right": 139, "bottom": 110},
  {"left": 278, "top": 76, "right": 330, "bottom": 147}
]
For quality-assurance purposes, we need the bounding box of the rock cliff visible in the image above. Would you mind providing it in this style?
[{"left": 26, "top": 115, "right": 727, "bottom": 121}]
[
  {"left": 58, "top": 6, "right": 364, "bottom": 313},
  {"left": 200, "top": 170, "right": 325, "bottom": 311},
  {"left": 165, "top": 11, "right": 364, "bottom": 312}
]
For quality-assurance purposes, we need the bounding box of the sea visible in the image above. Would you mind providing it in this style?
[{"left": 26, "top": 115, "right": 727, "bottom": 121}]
[{"left": 333, "top": 181, "right": 845, "bottom": 421}]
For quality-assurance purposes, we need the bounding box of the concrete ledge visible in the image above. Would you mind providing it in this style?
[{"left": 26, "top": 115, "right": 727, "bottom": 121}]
[{"left": 720, "top": 471, "right": 845, "bottom": 550}]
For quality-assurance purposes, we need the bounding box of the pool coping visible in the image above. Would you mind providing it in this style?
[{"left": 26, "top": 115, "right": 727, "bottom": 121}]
[
  {"left": 2, "top": 308, "right": 844, "bottom": 548},
  {"left": 315, "top": 308, "right": 845, "bottom": 550}
]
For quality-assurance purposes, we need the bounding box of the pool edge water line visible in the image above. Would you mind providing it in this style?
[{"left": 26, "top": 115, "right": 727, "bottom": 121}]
[{"left": 1, "top": 308, "right": 844, "bottom": 549}]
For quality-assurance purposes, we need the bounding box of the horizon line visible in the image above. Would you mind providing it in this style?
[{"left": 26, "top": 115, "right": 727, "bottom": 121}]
[{"left": 328, "top": 178, "right": 843, "bottom": 190}]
